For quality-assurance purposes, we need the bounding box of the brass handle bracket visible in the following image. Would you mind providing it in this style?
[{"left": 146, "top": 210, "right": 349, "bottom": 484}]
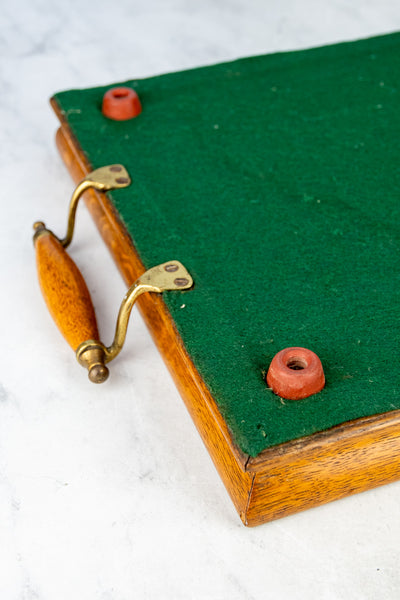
[
  {"left": 76, "top": 260, "right": 193, "bottom": 381},
  {"left": 33, "top": 164, "right": 194, "bottom": 384},
  {"left": 33, "top": 164, "right": 131, "bottom": 247}
]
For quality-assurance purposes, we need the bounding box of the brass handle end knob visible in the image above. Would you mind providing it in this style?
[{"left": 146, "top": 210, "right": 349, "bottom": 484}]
[{"left": 76, "top": 341, "right": 109, "bottom": 384}]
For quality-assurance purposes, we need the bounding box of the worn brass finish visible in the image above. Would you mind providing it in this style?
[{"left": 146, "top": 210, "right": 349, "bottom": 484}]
[
  {"left": 32, "top": 221, "right": 51, "bottom": 243},
  {"left": 105, "top": 260, "right": 193, "bottom": 362},
  {"left": 32, "top": 165, "right": 131, "bottom": 248},
  {"left": 76, "top": 340, "right": 109, "bottom": 383},
  {"left": 61, "top": 165, "right": 131, "bottom": 248},
  {"left": 76, "top": 261, "right": 193, "bottom": 378}
]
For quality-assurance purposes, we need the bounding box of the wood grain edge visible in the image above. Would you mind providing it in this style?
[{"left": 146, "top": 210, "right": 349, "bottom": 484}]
[
  {"left": 246, "top": 410, "right": 400, "bottom": 525},
  {"left": 51, "top": 98, "right": 253, "bottom": 523},
  {"left": 50, "top": 96, "right": 400, "bottom": 527}
]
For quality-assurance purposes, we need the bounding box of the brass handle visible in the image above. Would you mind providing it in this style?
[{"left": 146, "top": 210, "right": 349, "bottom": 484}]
[{"left": 33, "top": 166, "right": 193, "bottom": 383}]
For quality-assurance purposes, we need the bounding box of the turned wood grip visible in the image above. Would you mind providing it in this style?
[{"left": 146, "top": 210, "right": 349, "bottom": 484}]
[{"left": 34, "top": 231, "right": 99, "bottom": 351}]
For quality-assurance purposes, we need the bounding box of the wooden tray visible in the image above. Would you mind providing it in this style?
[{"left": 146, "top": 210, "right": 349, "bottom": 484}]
[{"left": 51, "top": 96, "right": 400, "bottom": 527}]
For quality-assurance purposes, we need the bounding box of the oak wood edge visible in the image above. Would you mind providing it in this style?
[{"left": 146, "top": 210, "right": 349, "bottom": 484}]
[
  {"left": 246, "top": 410, "right": 400, "bottom": 525},
  {"left": 50, "top": 96, "right": 400, "bottom": 526}
]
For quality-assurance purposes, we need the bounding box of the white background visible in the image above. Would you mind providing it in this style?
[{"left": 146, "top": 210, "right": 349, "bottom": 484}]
[{"left": 1, "top": 1, "right": 400, "bottom": 598}]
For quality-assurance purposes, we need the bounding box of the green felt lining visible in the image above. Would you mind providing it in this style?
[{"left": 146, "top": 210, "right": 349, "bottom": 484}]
[{"left": 54, "top": 32, "right": 400, "bottom": 457}]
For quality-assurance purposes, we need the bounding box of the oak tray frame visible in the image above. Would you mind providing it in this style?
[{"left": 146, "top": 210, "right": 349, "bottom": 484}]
[{"left": 52, "top": 98, "right": 400, "bottom": 526}]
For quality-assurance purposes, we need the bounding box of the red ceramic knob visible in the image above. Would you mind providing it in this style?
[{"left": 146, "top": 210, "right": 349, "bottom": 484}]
[
  {"left": 102, "top": 87, "right": 142, "bottom": 121},
  {"left": 266, "top": 347, "right": 325, "bottom": 400}
]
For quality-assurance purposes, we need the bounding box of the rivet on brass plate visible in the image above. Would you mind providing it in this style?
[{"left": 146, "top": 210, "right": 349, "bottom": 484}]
[
  {"left": 174, "top": 278, "right": 189, "bottom": 287},
  {"left": 165, "top": 264, "right": 179, "bottom": 272}
]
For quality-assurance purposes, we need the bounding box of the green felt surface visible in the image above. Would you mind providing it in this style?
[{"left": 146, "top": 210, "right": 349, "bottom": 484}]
[{"left": 54, "top": 33, "right": 400, "bottom": 457}]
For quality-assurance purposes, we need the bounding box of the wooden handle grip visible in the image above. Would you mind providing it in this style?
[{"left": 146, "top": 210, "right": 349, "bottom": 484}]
[{"left": 34, "top": 230, "right": 99, "bottom": 351}]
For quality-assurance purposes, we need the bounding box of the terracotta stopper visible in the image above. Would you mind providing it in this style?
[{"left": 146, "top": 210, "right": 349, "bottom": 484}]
[
  {"left": 102, "top": 87, "right": 142, "bottom": 120},
  {"left": 266, "top": 347, "right": 325, "bottom": 400}
]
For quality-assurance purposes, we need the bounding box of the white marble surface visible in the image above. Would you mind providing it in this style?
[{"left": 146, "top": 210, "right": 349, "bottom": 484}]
[{"left": 2, "top": 1, "right": 400, "bottom": 598}]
